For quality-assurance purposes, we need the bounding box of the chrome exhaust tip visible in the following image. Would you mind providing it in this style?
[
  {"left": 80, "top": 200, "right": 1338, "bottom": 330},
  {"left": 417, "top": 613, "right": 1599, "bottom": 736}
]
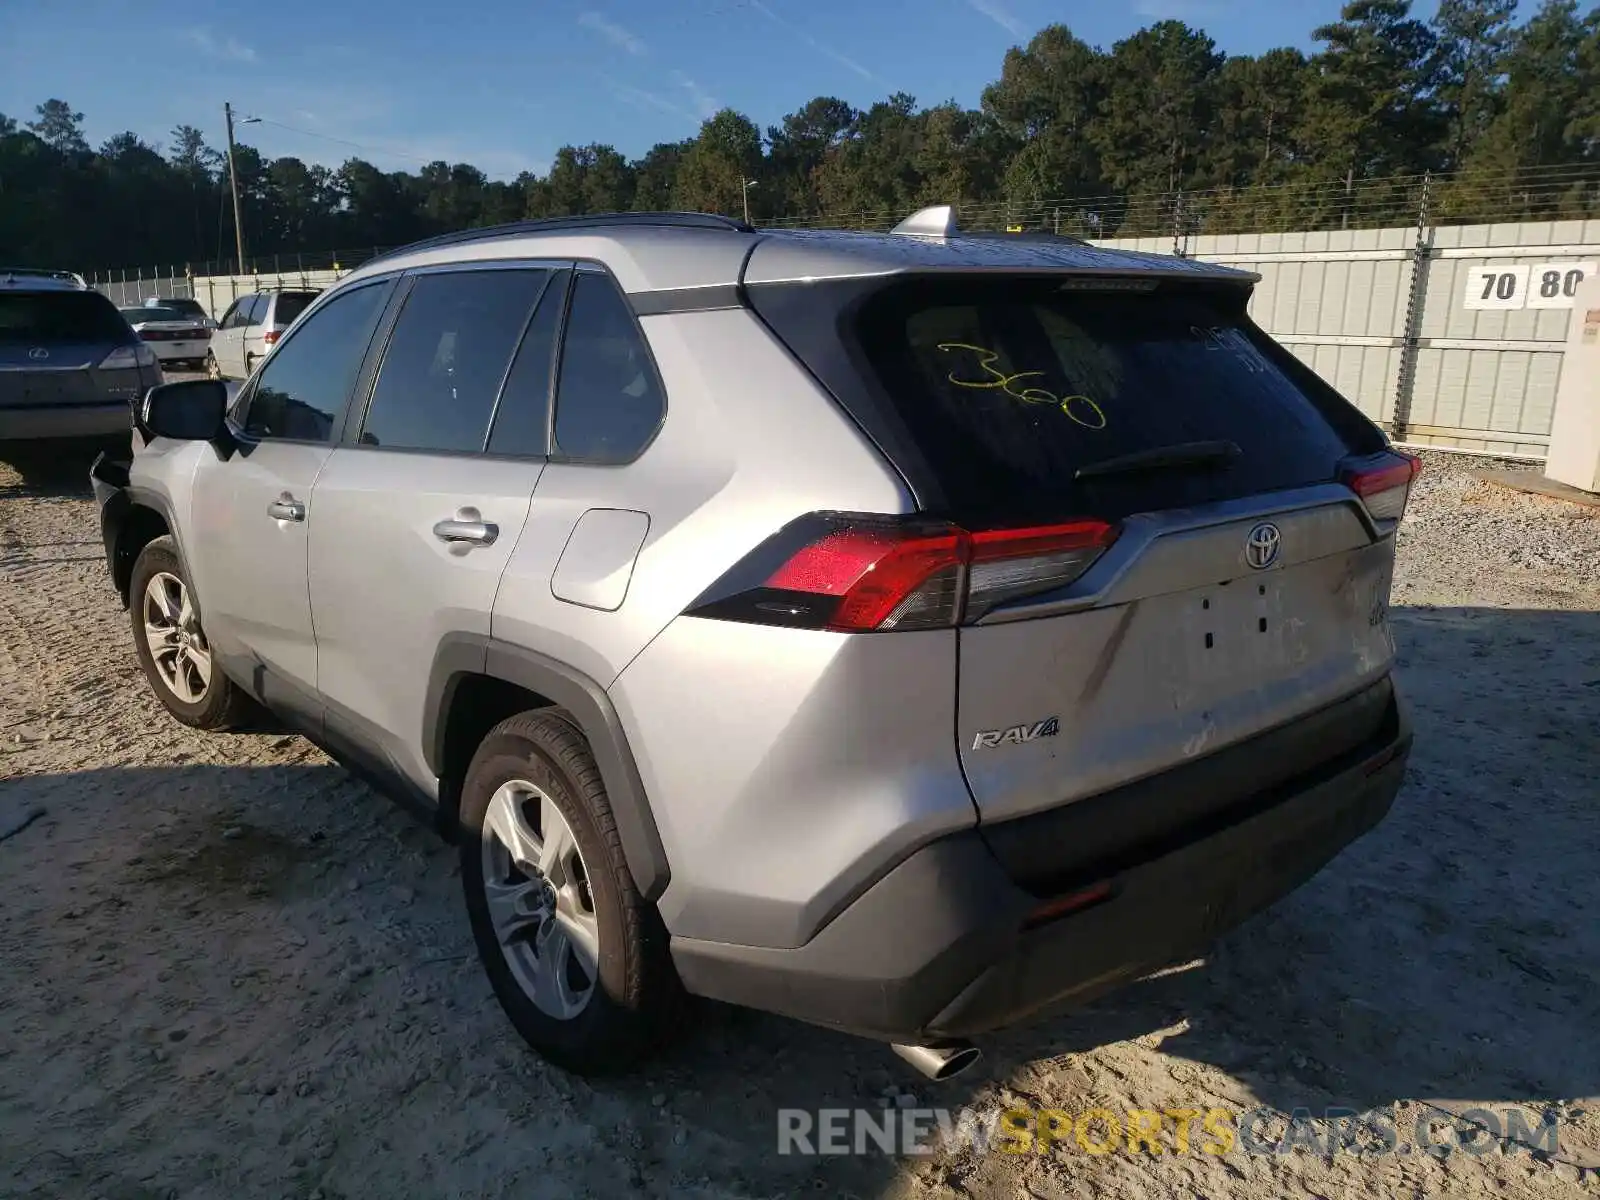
[{"left": 891, "top": 1040, "right": 982, "bottom": 1082}]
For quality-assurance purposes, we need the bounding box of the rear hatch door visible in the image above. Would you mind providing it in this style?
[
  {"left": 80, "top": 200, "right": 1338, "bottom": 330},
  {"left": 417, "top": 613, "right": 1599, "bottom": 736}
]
[{"left": 839, "top": 275, "right": 1403, "bottom": 826}]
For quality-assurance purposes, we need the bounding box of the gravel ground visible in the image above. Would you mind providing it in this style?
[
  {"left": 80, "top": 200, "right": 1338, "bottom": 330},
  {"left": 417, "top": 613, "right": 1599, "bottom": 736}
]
[{"left": 1, "top": 445, "right": 1598, "bottom": 1200}]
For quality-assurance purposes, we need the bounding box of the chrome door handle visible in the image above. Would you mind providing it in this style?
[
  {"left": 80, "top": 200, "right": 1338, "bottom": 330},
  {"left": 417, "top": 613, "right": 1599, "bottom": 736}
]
[
  {"left": 267, "top": 494, "right": 305, "bottom": 522},
  {"left": 433, "top": 507, "right": 498, "bottom": 546}
]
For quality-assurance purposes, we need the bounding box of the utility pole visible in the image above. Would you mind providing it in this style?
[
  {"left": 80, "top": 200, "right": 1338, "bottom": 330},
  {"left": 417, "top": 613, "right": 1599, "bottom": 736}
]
[
  {"left": 223, "top": 103, "right": 259, "bottom": 273},
  {"left": 224, "top": 103, "right": 245, "bottom": 273},
  {"left": 741, "top": 178, "right": 755, "bottom": 226}
]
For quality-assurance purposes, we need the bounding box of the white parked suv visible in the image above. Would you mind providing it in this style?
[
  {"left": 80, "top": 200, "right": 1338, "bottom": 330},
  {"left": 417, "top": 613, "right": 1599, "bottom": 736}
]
[
  {"left": 204, "top": 287, "right": 320, "bottom": 380},
  {"left": 91, "top": 209, "right": 1416, "bottom": 1079}
]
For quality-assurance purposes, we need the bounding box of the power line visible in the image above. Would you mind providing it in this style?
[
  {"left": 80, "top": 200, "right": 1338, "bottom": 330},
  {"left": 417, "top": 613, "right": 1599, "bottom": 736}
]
[{"left": 239, "top": 115, "right": 440, "bottom": 166}]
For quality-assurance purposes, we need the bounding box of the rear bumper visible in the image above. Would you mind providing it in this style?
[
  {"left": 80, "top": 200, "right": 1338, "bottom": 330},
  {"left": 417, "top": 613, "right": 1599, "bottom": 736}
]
[
  {"left": 671, "top": 679, "right": 1411, "bottom": 1042},
  {"left": 0, "top": 402, "right": 132, "bottom": 442}
]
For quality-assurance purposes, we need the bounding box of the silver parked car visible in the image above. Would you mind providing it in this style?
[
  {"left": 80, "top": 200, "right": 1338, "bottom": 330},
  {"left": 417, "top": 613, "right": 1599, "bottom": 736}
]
[
  {"left": 1, "top": 269, "right": 161, "bottom": 447},
  {"left": 90, "top": 209, "right": 1416, "bottom": 1079},
  {"left": 204, "top": 287, "right": 319, "bottom": 380}
]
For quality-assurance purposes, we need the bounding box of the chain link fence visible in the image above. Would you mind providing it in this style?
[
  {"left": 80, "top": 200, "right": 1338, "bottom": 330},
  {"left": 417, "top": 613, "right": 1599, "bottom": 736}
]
[{"left": 765, "top": 162, "right": 1600, "bottom": 245}]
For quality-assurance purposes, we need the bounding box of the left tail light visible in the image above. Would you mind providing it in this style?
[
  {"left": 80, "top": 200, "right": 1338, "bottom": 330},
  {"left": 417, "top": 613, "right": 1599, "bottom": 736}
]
[
  {"left": 262, "top": 330, "right": 281, "bottom": 346},
  {"left": 1340, "top": 451, "right": 1421, "bottom": 523},
  {"left": 686, "top": 513, "right": 1118, "bottom": 632}
]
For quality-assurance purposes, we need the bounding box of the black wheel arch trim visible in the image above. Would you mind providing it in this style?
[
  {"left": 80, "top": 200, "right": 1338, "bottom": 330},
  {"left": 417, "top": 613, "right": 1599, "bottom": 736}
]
[
  {"left": 105, "top": 482, "right": 191, "bottom": 609},
  {"left": 423, "top": 633, "right": 670, "bottom": 902},
  {"left": 96, "top": 478, "right": 132, "bottom": 591}
]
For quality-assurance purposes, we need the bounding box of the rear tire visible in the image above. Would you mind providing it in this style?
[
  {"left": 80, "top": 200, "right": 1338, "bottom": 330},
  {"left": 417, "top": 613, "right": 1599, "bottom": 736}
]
[
  {"left": 129, "top": 536, "right": 255, "bottom": 730},
  {"left": 460, "top": 710, "right": 680, "bottom": 1076}
]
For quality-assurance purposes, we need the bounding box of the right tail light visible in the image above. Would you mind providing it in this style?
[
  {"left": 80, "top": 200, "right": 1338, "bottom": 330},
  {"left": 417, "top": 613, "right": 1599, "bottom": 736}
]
[
  {"left": 686, "top": 513, "right": 1119, "bottom": 632},
  {"left": 1341, "top": 451, "right": 1422, "bottom": 523}
]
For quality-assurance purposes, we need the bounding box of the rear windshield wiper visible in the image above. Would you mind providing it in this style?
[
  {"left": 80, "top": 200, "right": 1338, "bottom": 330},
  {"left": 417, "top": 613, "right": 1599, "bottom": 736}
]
[{"left": 1074, "top": 439, "right": 1242, "bottom": 481}]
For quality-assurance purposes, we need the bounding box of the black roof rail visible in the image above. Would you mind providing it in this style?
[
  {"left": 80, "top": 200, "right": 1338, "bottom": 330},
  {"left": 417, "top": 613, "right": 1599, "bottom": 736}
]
[
  {"left": 365, "top": 211, "right": 754, "bottom": 267},
  {"left": 0, "top": 266, "right": 88, "bottom": 287}
]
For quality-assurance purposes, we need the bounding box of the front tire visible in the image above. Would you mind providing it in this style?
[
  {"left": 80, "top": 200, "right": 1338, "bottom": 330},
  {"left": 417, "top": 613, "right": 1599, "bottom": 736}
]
[
  {"left": 128, "top": 536, "right": 254, "bottom": 730},
  {"left": 460, "top": 710, "right": 679, "bottom": 1076},
  {"left": 204, "top": 352, "right": 222, "bottom": 381}
]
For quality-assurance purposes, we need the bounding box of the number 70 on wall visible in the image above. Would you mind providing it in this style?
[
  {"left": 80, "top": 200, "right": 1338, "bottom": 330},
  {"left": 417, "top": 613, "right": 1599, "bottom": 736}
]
[{"left": 1463, "top": 262, "right": 1597, "bottom": 311}]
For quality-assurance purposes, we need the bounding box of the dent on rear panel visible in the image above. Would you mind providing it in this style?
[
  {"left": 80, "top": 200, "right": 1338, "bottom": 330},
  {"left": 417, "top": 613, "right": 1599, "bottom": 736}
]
[{"left": 551, "top": 508, "right": 651, "bottom": 612}]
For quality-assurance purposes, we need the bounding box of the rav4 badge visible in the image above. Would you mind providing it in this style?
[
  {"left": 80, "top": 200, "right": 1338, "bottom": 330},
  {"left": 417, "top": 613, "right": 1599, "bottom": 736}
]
[{"left": 972, "top": 717, "right": 1060, "bottom": 750}]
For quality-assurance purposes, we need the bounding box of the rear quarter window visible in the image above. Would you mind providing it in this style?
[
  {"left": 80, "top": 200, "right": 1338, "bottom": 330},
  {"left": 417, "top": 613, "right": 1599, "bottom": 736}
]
[
  {"left": 852, "top": 278, "right": 1370, "bottom": 522},
  {"left": 272, "top": 292, "right": 318, "bottom": 326}
]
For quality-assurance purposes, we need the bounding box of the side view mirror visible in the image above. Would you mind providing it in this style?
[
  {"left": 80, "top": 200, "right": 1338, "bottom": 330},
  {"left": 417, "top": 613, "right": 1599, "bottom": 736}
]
[{"left": 140, "top": 379, "right": 228, "bottom": 442}]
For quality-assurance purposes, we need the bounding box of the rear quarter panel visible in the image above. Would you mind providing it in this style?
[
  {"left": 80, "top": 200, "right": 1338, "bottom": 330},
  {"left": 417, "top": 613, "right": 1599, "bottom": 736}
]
[
  {"left": 491, "top": 305, "right": 912, "bottom": 688},
  {"left": 492, "top": 306, "right": 977, "bottom": 950}
]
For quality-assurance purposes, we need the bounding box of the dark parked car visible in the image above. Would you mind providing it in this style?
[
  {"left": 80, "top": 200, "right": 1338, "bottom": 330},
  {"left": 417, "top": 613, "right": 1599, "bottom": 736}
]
[{"left": 0, "top": 269, "right": 161, "bottom": 448}]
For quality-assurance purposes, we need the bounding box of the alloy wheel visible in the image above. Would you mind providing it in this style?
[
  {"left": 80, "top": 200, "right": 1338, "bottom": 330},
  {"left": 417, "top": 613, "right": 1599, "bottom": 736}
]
[
  {"left": 480, "top": 780, "right": 600, "bottom": 1020},
  {"left": 142, "top": 572, "right": 212, "bottom": 704}
]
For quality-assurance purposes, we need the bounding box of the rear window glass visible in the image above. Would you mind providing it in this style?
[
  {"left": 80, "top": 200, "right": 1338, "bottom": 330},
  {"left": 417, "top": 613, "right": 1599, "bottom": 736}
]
[
  {"left": 0, "top": 292, "right": 131, "bottom": 344},
  {"left": 272, "top": 292, "right": 318, "bottom": 326},
  {"left": 854, "top": 279, "right": 1358, "bottom": 521},
  {"left": 149, "top": 298, "right": 207, "bottom": 319},
  {"left": 122, "top": 307, "right": 187, "bottom": 323}
]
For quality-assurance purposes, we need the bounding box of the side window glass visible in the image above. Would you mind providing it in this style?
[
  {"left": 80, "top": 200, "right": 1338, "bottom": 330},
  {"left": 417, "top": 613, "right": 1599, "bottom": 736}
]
[
  {"left": 552, "top": 271, "right": 664, "bottom": 463},
  {"left": 244, "top": 283, "right": 388, "bottom": 443},
  {"left": 486, "top": 270, "right": 569, "bottom": 458},
  {"left": 220, "top": 299, "right": 243, "bottom": 329},
  {"left": 244, "top": 295, "right": 266, "bottom": 327},
  {"left": 359, "top": 268, "right": 549, "bottom": 454}
]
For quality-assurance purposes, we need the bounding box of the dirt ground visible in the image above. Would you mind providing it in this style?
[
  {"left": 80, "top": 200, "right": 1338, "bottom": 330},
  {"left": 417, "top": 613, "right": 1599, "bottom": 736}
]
[{"left": 2, "top": 444, "right": 1598, "bottom": 1200}]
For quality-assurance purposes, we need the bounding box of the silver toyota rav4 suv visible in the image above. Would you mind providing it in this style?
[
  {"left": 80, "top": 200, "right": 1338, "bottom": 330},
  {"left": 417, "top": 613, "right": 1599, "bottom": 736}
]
[{"left": 92, "top": 209, "right": 1416, "bottom": 1080}]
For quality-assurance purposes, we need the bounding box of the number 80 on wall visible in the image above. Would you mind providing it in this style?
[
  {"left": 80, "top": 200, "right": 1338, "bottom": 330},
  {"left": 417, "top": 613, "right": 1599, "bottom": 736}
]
[{"left": 1463, "top": 261, "right": 1597, "bottom": 311}]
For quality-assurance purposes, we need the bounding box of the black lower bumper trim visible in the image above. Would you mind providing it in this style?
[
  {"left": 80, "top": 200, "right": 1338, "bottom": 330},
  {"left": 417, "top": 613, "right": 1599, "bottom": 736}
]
[{"left": 929, "top": 743, "right": 1403, "bottom": 1037}]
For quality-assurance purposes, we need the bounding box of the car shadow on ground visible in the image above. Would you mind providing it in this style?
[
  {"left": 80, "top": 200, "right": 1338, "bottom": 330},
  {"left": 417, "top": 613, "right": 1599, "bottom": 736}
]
[
  {"left": 0, "top": 436, "right": 127, "bottom": 499},
  {"left": 2, "top": 604, "right": 1596, "bottom": 1196}
]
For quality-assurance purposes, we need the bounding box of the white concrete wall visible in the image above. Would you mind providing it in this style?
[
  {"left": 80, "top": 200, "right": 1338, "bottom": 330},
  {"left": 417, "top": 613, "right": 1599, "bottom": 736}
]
[{"left": 186, "top": 269, "right": 349, "bottom": 321}]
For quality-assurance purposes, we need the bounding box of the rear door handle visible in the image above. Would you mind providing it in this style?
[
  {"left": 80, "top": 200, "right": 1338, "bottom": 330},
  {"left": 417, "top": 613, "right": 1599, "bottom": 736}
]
[
  {"left": 267, "top": 494, "right": 305, "bottom": 522},
  {"left": 433, "top": 506, "right": 498, "bottom": 547}
]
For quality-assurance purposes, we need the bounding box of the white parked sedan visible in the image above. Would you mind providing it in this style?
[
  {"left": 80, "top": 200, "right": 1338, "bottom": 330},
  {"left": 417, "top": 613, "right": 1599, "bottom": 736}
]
[{"left": 119, "top": 305, "right": 212, "bottom": 369}]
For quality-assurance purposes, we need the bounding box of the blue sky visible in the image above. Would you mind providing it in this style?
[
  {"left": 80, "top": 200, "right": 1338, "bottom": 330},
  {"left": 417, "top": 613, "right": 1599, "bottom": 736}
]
[{"left": 3, "top": 0, "right": 1464, "bottom": 180}]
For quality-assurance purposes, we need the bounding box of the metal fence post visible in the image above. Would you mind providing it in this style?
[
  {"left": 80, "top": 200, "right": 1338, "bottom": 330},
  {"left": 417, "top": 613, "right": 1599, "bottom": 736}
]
[{"left": 1391, "top": 172, "right": 1434, "bottom": 443}]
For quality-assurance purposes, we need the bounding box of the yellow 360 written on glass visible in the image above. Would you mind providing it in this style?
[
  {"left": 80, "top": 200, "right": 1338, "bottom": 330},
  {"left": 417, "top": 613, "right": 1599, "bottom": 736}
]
[{"left": 935, "top": 342, "right": 1108, "bottom": 429}]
